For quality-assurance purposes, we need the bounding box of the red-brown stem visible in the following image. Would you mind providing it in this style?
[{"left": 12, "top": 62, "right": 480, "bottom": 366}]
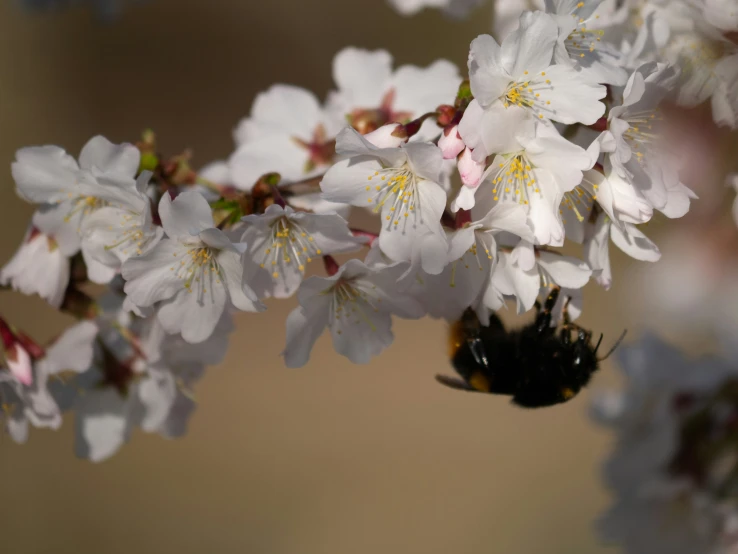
[
  {"left": 16, "top": 332, "right": 45, "bottom": 359},
  {"left": 589, "top": 118, "right": 608, "bottom": 132},
  {"left": 0, "top": 318, "right": 15, "bottom": 350},
  {"left": 323, "top": 255, "right": 340, "bottom": 277},
  {"left": 455, "top": 209, "right": 472, "bottom": 229}
]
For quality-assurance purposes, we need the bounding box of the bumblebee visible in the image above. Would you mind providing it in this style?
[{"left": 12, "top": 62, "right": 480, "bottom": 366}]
[{"left": 437, "top": 287, "right": 625, "bottom": 408}]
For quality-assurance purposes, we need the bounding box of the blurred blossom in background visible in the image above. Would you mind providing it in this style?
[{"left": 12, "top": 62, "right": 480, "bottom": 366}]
[{"left": 0, "top": 0, "right": 737, "bottom": 553}]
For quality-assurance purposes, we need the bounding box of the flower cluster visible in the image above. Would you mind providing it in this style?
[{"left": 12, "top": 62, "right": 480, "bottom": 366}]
[
  {"left": 2, "top": 0, "right": 722, "bottom": 460},
  {"left": 593, "top": 335, "right": 738, "bottom": 554}
]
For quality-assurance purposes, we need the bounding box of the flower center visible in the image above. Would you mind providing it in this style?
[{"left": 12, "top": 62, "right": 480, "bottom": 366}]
[
  {"left": 349, "top": 89, "right": 413, "bottom": 134},
  {"left": 329, "top": 280, "right": 381, "bottom": 334},
  {"left": 292, "top": 124, "right": 336, "bottom": 173},
  {"left": 502, "top": 72, "right": 553, "bottom": 120},
  {"left": 624, "top": 109, "right": 661, "bottom": 163},
  {"left": 365, "top": 164, "right": 422, "bottom": 229},
  {"left": 171, "top": 246, "right": 222, "bottom": 299},
  {"left": 258, "top": 216, "right": 322, "bottom": 279},
  {"left": 566, "top": 21, "right": 605, "bottom": 59},
  {"left": 488, "top": 154, "right": 540, "bottom": 205},
  {"left": 103, "top": 211, "right": 148, "bottom": 257},
  {"left": 64, "top": 195, "right": 107, "bottom": 230},
  {"left": 449, "top": 235, "right": 492, "bottom": 288},
  {"left": 561, "top": 185, "right": 597, "bottom": 224}
]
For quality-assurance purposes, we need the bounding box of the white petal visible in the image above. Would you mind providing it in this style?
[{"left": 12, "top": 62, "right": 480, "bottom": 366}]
[
  {"left": 611, "top": 224, "right": 661, "bottom": 262},
  {"left": 78, "top": 136, "right": 140, "bottom": 176},
  {"left": 236, "top": 84, "right": 323, "bottom": 144},
  {"left": 404, "top": 142, "right": 444, "bottom": 183},
  {"left": 217, "top": 250, "right": 265, "bottom": 312},
  {"left": 293, "top": 212, "right": 366, "bottom": 254},
  {"left": 82, "top": 248, "right": 118, "bottom": 285},
  {"left": 122, "top": 240, "right": 189, "bottom": 307},
  {"left": 538, "top": 251, "right": 591, "bottom": 288},
  {"left": 500, "top": 11, "right": 558, "bottom": 78},
  {"left": 283, "top": 295, "right": 332, "bottom": 368},
  {"left": 12, "top": 145, "right": 80, "bottom": 203},
  {"left": 137, "top": 371, "right": 177, "bottom": 433},
  {"left": 32, "top": 205, "right": 81, "bottom": 256},
  {"left": 43, "top": 321, "right": 98, "bottom": 374},
  {"left": 157, "top": 282, "right": 227, "bottom": 344},
  {"left": 158, "top": 191, "right": 214, "bottom": 240},
  {"left": 75, "top": 388, "right": 132, "bottom": 463},
  {"left": 332, "top": 48, "right": 393, "bottom": 108},
  {"left": 468, "top": 34, "right": 509, "bottom": 106},
  {"left": 320, "top": 157, "right": 384, "bottom": 206},
  {"left": 535, "top": 64, "right": 606, "bottom": 124},
  {"left": 229, "top": 135, "right": 310, "bottom": 190},
  {"left": 392, "top": 59, "right": 461, "bottom": 116},
  {"left": 331, "top": 305, "right": 394, "bottom": 364}
]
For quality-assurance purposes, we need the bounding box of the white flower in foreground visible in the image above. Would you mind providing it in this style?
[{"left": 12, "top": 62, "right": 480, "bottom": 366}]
[
  {"left": 484, "top": 240, "right": 591, "bottom": 314},
  {"left": 1, "top": 321, "right": 97, "bottom": 443},
  {"left": 326, "top": 47, "right": 460, "bottom": 142},
  {"left": 11, "top": 135, "right": 159, "bottom": 284},
  {"left": 457, "top": 109, "right": 591, "bottom": 246},
  {"left": 462, "top": 11, "right": 606, "bottom": 136},
  {"left": 122, "top": 191, "right": 264, "bottom": 343},
  {"left": 240, "top": 204, "right": 366, "bottom": 299},
  {"left": 584, "top": 210, "right": 660, "bottom": 290},
  {"left": 0, "top": 207, "right": 80, "bottom": 308},
  {"left": 593, "top": 334, "right": 738, "bottom": 554},
  {"left": 321, "top": 128, "right": 449, "bottom": 274},
  {"left": 548, "top": 0, "right": 629, "bottom": 85},
  {"left": 604, "top": 62, "right": 696, "bottom": 217},
  {"left": 229, "top": 85, "right": 343, "bottom": 191},
  {"left": 417, "top": 203, "right": 534, "bottom": 322},
  {"left": 283, "top": 259, "right": 425, "bottom": 367},
  {"left": 80, "top": 170, "right": 164, "bottom": 273}
]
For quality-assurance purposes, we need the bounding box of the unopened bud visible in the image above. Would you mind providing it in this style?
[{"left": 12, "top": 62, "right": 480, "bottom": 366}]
[
  {"left": 457, "top": 148, "right": 485, "bottom": 188},
  {"left": 6, "top": 344, "right": 32, "bottom": 386},
  {"left": 439, "top": 125, "right": 465, "bottom": 159},
  {"left": 365, "top": 123, "right": 407, "bottom": 148}
]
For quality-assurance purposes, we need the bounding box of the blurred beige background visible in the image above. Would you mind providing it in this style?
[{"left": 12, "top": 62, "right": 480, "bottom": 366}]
[{"left": 0, "top": 1, "right": 721, "bottom": 553}]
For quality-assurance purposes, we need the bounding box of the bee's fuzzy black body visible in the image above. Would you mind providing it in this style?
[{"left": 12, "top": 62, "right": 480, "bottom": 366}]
[{"left": 438, "top": 287, "right": 603, "bottom": 408}]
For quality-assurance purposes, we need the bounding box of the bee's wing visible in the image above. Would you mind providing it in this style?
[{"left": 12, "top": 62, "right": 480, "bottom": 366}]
[{"left": 467, "top": 336, "right": 490, "bottom": 370}]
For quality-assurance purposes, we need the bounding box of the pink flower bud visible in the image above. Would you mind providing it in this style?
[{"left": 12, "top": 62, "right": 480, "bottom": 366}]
[
  {"left": 438, "top": 125, "right": 465, "bottom": 159},
  {"left": 7, "top": 343, "right": 32, "bottom": 386},
  {"left": 457, "top": 148, "right": 485, "bottom": 188},
  {"left": 364, "top": 123, "right": 407, "bottom": 148}
]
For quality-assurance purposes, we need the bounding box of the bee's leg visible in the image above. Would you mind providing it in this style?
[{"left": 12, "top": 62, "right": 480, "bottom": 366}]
[
  {"left": 535, "top": 286, "right": 561, "bottom": 334},
  {"left": 560, "top": 296, "right": 574, "bottom": 345}
]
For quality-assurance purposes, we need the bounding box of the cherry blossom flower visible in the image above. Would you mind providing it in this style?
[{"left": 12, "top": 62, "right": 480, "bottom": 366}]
[
  {"left": 415, "top": 203, "right": 534, "bottom": 322},
  {"left": 462, "top": 11, "right": 607, "bottom": 134},
  {"left": 457, "top": 109, "right": 592, "bottom": 246},
  {"left": 0, "top": 207, "right": 79, "bottom": 308},
  {"left": 11, "top": 135, "right": 160, "bottom": 284},
  {"left": 229, "top": 85, "right": 344, "bottom": 191},
  {"left": 239, "top": 204, "right": 366, "bottom": 299},
  {"left": 547, "top": 0, "right": 629, "bottom": 85},
  {"left": 122, "top": 191, "right": 264, "bottom": 343},
  {"left": 283, "top": 259, "right": 425, "bottom": 367},
  {"left": 438, "top": 124, "right": 465, "bottom": 159},
  {"left": 603, "top": 62, "right": 697, "bottom": 218},
  {"left": 320, "top": 128, "right": 449, "bottom": 274},
  {"left": 484, "top": 240, "right": 592, "bottom": 314},
  {"left": 326, "top": 47, "right": 460, "bottom": 142}
]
